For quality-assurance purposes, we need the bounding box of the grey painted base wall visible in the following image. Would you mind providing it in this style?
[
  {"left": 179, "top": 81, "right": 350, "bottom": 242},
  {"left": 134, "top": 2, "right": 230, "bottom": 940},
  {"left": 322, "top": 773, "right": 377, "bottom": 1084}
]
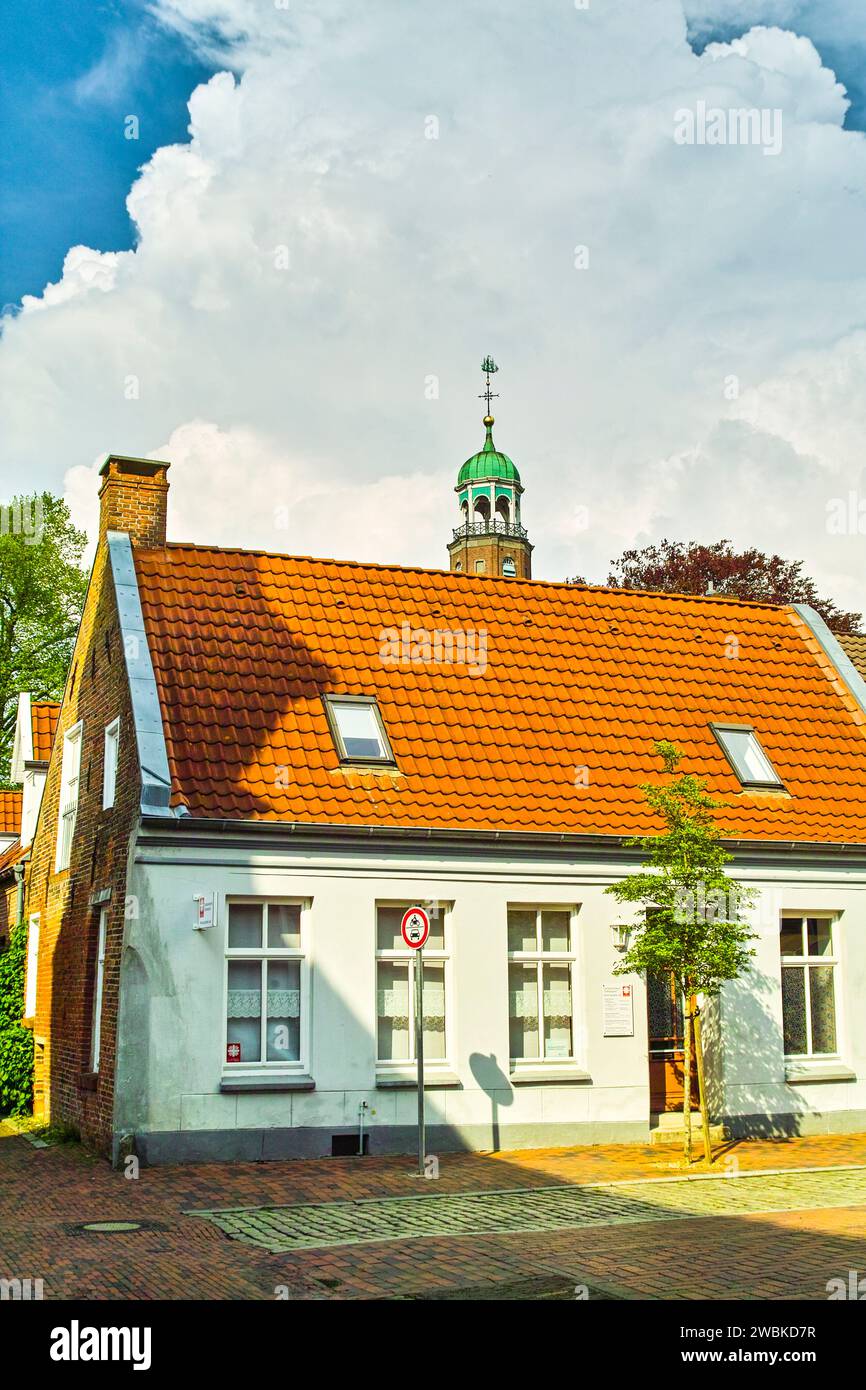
[
  {"left": 124, "top": 1107, "right": 866, "bottom": 1166},
  {"left": 126, "top": 1120, "right": 650, "bottom": 1166}
]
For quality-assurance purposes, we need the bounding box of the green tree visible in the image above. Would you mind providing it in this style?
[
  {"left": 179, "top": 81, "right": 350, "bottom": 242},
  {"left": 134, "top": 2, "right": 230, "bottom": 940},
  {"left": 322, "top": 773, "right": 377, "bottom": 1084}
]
[
  {"left": 0, "top": 492, "right": 87, "bottom": 782},
  {"left": 570, "top": 538, "right": 862, "bottom": 634},
  {"left": 606, "top": 741, "right": 757, "bottom": 1163},
  {"left": 0, "top": 911, "right": 34, "bottom": 1115}
]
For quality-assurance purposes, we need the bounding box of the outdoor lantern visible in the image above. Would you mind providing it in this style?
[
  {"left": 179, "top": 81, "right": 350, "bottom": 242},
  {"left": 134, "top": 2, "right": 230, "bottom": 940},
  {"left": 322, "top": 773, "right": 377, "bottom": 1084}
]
[{"left": 610, "top": 922, "right": 633, "bottom": 953}]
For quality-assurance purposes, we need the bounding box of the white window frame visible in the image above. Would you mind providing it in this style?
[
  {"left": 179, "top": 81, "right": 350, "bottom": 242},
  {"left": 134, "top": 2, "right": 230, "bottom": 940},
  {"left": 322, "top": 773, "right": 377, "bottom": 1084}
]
[
  {"left": 375, "top": 902, "right": 451, "bottom": 1073},
  {"left": 223, "top": 898, "right": 310, "bottom": 1075},
  {"left": 90, "top": 908, "right": 108, "bottom": 1071},
  {"left": 102, "top": 718, "right": 120, "bottom": 811},
  {"left": 780, "top": 913, "right": 840, "bottom": 1060},
  {"left": 507, "top": 904, "right": 577, "bottom": 1070},
  {"left": 55, "top": 720, "right": 83, "bottom": 872},
  {"left": 24, "top": 914, "right": 40, "bottom": 1020}
]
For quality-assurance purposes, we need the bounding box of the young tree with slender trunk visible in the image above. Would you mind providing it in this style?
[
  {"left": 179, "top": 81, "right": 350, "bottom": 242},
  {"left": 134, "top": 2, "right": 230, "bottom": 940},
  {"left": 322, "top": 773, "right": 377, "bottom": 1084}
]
[{"left": 606, "top": 741, "right": 757, "bottom": 1163}]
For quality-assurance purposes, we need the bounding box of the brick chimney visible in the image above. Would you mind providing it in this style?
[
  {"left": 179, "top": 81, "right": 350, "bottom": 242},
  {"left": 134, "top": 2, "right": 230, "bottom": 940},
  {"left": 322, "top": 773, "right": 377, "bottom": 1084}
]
[{"left": 98, "top": 455, "right": 170, "bottom": 549}]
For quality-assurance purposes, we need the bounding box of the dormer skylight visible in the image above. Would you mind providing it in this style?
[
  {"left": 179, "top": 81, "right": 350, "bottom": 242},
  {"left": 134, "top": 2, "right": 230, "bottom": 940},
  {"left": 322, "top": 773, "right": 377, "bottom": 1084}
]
[
  {"left": 324, "top": 695, "right": 396, "bottom": 766},
  {"left": 710, "top": 723, "right": 783, "bottom": 789}
]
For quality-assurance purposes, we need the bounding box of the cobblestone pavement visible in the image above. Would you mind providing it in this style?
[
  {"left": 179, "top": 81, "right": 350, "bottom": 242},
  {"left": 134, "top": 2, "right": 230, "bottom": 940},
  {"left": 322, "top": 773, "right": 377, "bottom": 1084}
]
[
  {"left": 3, "top": 1122, "right": 866, "bottom": 1300},
  {"left": 189, "top": 1167, "right": 866, "bottom": 1252}
]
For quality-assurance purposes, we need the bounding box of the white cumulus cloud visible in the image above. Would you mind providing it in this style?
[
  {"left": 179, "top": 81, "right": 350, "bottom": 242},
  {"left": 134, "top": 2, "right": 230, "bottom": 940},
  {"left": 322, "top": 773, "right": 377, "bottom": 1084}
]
[{"left": 1, "top": 0, "right": 865, "bottom": 616}]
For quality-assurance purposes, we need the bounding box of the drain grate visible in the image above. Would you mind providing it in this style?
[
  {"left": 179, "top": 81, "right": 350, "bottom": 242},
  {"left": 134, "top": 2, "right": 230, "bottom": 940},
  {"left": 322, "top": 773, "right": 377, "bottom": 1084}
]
[{"left": 187, "top": 1166, "right": 866, "bottom": 1253}]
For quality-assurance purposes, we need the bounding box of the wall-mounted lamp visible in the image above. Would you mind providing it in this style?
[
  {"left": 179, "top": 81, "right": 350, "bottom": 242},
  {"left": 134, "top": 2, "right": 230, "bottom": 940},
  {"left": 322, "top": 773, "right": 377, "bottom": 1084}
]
[{"left": 610, "top": 922, "right": 633, "bottom": 953}]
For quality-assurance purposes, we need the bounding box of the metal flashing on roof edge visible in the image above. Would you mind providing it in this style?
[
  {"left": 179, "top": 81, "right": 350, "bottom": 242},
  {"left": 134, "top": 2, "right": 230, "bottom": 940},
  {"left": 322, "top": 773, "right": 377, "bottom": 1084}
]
[
  {"left": 107, "top": 531, "right": 175, "bottom": 815},
  {"left": 792, "top": 604, "right": 866, "bottom": 722}
]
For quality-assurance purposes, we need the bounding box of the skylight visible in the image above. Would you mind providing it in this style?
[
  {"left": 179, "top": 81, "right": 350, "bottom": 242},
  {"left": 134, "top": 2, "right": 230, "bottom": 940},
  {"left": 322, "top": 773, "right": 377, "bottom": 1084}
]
[
  {"left": 710, "top": 723, "right": 783, "bottom": 789},
  {"left": 324, "top": 696, "right": 396, "bottom": 765}
]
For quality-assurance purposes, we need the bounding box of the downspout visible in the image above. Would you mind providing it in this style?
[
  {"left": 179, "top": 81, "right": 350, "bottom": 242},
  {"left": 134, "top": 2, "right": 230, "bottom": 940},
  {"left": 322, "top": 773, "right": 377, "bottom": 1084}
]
[{"left": 13, "top": 860, "right": 25, "bottom": 927}]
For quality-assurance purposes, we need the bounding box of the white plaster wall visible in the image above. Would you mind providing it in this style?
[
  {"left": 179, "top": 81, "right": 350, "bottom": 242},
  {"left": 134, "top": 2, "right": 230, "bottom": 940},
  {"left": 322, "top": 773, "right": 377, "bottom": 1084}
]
[{"left": 116, "top": 842, "right": 866, "bottom": 1145}]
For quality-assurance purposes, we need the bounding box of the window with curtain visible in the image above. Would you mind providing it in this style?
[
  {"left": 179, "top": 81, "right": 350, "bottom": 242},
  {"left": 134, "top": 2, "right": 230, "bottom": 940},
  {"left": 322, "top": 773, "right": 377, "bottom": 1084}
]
[
  {"left": 375, "top": 904, "right": 448, "bottom": 1065},
  {"left": 225, "top": 901, "right": 305, "bottom": 1068},
  {"left": 508, "top": 907, "right": 575, "bottom": 1063},
  {"left": 780, "top": 915, "right": 838, "bottom": 1057}
]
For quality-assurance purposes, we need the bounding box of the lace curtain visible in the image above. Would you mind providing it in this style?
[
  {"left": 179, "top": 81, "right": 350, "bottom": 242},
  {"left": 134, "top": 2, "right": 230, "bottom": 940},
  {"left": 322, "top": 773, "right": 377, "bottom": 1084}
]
[{"left": 227, "top": 990, "right": 300, "bottom": 1019}]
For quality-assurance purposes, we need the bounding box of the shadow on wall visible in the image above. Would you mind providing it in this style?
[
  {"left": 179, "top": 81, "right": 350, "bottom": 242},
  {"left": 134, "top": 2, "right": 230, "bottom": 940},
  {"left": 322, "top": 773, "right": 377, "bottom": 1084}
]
[
  {"left": 710, "top": 962, "right": 824, "bottom": 1141},
  {"left": 44, "top": 552, "right": 342, "bottom": 1155}
]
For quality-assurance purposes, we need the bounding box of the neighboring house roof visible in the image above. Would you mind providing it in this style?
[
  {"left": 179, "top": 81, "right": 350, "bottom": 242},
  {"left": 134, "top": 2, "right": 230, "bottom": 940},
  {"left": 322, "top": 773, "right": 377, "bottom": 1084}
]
[
  {"left": 0, "top": 790, "right": 22, "bottom": 837},
  {"left": 31, "top": 701, "right": 60, "bottom": 763},
  {"left": 10, "top": 694, "right": 61, "bottom": 783},
  {"left": 131, "top": 543, "right": 866, "bottom": 844},
  {"left": 0, "top": 838, "right": 27, "bottom": 878},
  {"left": 836, "top": 632, "right": 866, "bottom": 683}
]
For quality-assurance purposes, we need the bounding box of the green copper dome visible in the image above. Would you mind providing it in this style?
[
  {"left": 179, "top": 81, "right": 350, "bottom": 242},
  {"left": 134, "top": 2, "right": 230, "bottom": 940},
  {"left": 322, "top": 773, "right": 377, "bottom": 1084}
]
[{"left": 457, "top": 417, "right": 521, "bottom": 486}]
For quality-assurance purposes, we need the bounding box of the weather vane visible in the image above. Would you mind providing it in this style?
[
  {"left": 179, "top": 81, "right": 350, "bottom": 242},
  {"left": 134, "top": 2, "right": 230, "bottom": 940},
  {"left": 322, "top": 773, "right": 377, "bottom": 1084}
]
[{"left": 479, "top": 355, "right": 499, "bottom": 418}]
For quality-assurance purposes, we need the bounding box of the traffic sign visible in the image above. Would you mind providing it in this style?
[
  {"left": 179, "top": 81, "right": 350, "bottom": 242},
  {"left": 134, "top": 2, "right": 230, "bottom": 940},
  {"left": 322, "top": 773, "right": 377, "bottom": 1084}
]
[{"left": 400, "top": 906, "right": 430, "bottom": 950}]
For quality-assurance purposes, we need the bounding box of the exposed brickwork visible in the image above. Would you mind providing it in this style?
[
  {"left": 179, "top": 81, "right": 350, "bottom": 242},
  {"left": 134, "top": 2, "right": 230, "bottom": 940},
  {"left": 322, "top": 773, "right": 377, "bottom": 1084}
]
[
  {"left": 0, "top": 855, "right": 24, "bottom": 950},
  {"left": 447, "top": 530, "right": 532, "bottom": 578},
  {"left": 22, "top": 456, "right": 170, "bottom": 1155},
  {"left": 97, "top": 456, "right": 170, "bottom": 550}
]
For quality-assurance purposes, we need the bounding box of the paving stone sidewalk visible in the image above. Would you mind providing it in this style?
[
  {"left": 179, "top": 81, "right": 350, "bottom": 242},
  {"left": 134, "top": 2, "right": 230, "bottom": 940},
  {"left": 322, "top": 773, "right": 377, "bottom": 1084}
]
[
  {"left": 3, "top": 1122, "right": 866, "bottom": 1300},
  {"left": 189, "top": 1167, "right": 866, "bottom": 1252}
]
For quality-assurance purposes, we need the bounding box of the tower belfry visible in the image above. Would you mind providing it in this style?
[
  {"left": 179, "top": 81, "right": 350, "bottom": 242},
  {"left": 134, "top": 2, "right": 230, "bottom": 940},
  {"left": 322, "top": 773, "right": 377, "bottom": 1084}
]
[{"left": 447, "top": 358, "right": 533, "bottom": 579}]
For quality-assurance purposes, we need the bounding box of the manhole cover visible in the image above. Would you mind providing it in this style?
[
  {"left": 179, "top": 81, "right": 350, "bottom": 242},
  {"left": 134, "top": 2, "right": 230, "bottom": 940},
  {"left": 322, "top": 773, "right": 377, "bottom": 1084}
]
[{"left": 79, "top": 1221, "right": 143, "bottom": 1233}]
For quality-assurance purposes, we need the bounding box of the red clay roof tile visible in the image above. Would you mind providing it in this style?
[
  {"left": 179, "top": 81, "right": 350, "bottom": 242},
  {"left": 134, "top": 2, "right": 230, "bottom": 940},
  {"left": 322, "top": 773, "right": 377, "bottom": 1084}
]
[
  {"left": 133, "top": 545, "right": 866, "bottom": 842},
  {"left": 31, "top": 701, "right": 60, "bottom": 763},
  {"left": 0, "top": 791, "right": 22, "bottom": 836}
]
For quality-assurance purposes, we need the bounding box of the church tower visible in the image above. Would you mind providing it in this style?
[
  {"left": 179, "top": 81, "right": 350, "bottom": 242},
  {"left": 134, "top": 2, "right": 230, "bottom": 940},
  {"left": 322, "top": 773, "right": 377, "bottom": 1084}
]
[{"left": 447, "top": 357, "right": 533, "bottom": 579}]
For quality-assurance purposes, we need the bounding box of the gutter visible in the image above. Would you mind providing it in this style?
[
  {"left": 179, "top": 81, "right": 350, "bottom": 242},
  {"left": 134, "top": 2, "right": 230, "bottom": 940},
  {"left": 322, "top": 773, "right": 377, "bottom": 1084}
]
[{"left": 137, "top": 812, "right": 866, "bottom": 865}]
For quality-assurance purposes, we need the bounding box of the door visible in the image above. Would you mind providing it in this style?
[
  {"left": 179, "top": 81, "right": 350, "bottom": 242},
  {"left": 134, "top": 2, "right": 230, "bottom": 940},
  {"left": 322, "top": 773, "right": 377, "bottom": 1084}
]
[{"left": 647, "top": 971, "right": 698, "bottom": 1112}]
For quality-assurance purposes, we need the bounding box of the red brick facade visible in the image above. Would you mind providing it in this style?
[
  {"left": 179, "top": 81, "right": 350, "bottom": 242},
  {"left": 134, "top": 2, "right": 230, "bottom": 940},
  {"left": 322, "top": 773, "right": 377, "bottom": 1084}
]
[{"left": 23, "top": 456, "right": 169, "bottom": 1152}]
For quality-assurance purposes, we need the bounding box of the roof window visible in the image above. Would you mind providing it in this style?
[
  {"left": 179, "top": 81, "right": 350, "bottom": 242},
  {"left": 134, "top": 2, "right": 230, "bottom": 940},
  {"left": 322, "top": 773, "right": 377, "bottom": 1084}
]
[
  {"left": 710, "top": 723, "right": 783, "bottom": 789},
  {"left": 324, "top": 696, "right": 396, "bottom": 766}
]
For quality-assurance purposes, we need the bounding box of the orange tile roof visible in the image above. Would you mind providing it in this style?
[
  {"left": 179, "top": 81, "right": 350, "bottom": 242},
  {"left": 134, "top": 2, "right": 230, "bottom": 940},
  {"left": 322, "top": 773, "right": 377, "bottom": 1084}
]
[
  {"left": 31, "top": 701, "right": 60, "bottom": 763},
  {"left": 837, "top": 633, "right": 866, "bottom": 683},
  {"left": 0, "top": 791, "right": 22, "bottom": 836},
  {"left": 134, "top": 544, "right": 866, "bottom": 844}
]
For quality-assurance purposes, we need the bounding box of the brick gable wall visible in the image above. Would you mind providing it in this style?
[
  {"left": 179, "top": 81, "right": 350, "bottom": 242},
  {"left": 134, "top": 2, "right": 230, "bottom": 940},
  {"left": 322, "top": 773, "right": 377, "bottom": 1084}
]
[{"left": 23, "top": 456, "right": 170, "bottom": 1154}]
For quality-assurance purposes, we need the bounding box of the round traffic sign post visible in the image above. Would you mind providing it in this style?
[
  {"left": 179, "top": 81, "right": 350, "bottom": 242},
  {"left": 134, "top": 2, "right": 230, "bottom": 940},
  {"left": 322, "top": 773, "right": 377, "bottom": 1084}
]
[
  {"left": 400, "top": 907, "right": 431, "bottom": 1175},
  {"left": 400, "top": 906, "right": 430, "bottom": 950}
]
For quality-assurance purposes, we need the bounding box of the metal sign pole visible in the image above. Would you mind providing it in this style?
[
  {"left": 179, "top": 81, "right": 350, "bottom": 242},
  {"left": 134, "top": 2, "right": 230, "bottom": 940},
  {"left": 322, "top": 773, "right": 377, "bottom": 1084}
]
[{"left": 415, "top": 947, "right": 425, "bottom": 1177}]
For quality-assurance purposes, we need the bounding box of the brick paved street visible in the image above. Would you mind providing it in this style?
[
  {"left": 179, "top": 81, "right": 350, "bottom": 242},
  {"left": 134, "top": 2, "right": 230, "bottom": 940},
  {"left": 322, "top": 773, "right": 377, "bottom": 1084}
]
[{"left": 2, "top": 1122, "right": 866, "bottom": 1300}]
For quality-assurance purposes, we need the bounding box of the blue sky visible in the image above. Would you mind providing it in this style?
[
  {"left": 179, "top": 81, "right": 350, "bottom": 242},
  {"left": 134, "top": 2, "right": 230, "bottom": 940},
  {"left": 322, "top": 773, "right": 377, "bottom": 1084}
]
[{"left": 0, "top": 0, "right": 213, "bottom": 309}]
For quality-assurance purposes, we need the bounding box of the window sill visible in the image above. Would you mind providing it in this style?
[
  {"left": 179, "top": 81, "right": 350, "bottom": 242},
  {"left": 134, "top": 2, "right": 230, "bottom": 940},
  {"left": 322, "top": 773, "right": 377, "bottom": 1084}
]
[
  {"left": 220, "top": 1073, "right": 316, "bottom": 1093},
  {"left": 785, "top": 1060, "right": 856, "bottom": 1085},
  {"left": 376, "top": 1069, "right": 462, "bottom": 1089},
  {"left": 510, "top": 1066, "right": 592, "bottom": 1085}
]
